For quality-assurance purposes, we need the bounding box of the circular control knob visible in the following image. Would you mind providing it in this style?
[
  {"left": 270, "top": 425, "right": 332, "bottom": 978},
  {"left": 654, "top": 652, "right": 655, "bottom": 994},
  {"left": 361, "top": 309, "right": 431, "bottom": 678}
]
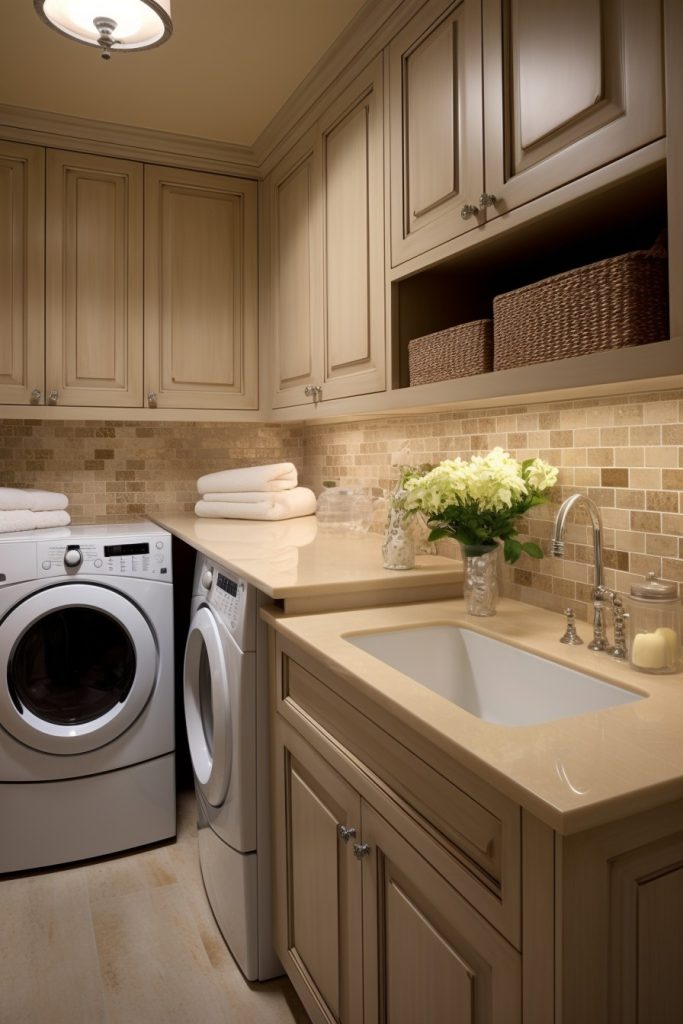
[
  {"left": 41, "top": 560, "right": 51, "bottom": 571},
  {"left": 64, "top": 547, "right": 82, "bottom": 568},
  {"left": 201, "top": 569, "right": 213, "bottom": 590}
]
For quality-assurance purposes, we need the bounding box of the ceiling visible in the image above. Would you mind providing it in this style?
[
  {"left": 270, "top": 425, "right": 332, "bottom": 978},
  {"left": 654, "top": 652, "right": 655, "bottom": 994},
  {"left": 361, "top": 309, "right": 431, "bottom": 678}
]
[{"left": 1, "top": 0, "right": 368, "bottom": 146}]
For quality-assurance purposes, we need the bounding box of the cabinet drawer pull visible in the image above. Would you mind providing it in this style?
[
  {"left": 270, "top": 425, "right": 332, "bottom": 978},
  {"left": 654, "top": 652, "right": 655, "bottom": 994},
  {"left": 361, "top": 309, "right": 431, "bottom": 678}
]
[
  {"left": 353, "top": 842, "right": 371, "bottom": 859},
  {"left": 479, "top": 192, "right": 498, "bottom": 208},
  {"left": 338, "top": 824, "right": 357, "bottom": 843}
]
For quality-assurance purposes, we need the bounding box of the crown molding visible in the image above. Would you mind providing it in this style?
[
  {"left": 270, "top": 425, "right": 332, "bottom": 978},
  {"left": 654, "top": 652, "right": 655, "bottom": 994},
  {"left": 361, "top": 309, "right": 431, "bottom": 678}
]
[
  {"left": 253, "top": 0, "right": 423, "bottom": 175},
  {"left": 0, "top": 103, "right": 259, "bottom": 177}
]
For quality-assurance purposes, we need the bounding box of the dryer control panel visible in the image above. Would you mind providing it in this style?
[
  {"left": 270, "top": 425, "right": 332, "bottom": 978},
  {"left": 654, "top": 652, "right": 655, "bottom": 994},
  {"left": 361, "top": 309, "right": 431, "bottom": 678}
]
[{"left": 206, "top": 566, "right": 256, "bottom": 653}]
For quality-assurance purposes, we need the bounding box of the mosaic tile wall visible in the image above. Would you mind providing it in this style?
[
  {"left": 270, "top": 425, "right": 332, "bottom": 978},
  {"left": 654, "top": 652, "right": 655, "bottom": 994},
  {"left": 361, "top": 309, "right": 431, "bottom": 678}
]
[
  {"left": 302, "top": 387, "right": 683, "bottom": 623},
  {"left": 2, "top": 385, "right": 683, "bottom": 624},
  {"left": 0, "top": 420, "right": 305, "bottom": 522}
]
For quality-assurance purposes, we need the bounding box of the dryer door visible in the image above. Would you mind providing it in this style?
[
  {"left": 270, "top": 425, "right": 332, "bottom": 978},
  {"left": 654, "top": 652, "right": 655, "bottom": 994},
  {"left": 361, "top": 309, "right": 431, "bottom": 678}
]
[
  {"left": 184, "top": 605, "right": 232, "bottom": 807},
  {"left": 0, "top": 582, "right": 158, "bottom": 754}
]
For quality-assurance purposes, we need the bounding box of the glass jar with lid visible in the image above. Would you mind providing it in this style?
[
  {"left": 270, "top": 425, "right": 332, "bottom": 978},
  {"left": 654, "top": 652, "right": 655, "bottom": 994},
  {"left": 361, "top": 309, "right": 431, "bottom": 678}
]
[{"left": 627, "top": 573, "right": 681, "bottom": 674}]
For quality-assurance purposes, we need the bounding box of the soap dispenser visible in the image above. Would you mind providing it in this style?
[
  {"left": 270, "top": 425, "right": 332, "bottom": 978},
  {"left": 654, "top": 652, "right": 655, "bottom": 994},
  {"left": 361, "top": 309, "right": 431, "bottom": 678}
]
[{"left": 627, "top": 573, "right": 681, "bottom": 674}]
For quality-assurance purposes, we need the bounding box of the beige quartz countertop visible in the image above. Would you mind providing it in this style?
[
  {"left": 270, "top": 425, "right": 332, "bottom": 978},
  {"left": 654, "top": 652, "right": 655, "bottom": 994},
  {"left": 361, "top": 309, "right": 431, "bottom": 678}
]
[
  {"left": 151, "top": 513, "right": 463, "bottom": 613},
  {"left": 265, "top": 597, "right": 683, "bottom": 835}
]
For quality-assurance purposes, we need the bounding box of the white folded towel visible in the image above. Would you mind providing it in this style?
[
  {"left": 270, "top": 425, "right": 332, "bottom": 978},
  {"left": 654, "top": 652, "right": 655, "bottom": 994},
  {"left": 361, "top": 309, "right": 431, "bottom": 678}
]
[
  {"left": 194, "top": 487, "right": 317, "bottom": 522},
  {"left": 196, "top": 462, "right": 298, "bottom": 494},
  {"left": 201, "top": 490, "right": 301, "bottom": 504},
  {"left": 0, "top": 510, "right": 71, "bottom": 534},
  {"left": 0, "top": 488, "right": 69, "bottom": 512}
]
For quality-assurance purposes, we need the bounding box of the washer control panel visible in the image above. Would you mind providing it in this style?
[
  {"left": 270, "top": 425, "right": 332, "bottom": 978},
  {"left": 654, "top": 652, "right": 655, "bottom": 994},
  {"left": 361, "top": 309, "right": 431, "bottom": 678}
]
[{"left": 35, "top": 535, "right": 172, "bottom": 580}]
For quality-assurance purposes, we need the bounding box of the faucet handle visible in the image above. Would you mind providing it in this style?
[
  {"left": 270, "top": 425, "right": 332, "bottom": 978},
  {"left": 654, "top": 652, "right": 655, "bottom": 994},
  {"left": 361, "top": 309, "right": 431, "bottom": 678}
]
[
  {"left": 607, "top": 594, "right": 629, "bottom": 661},
  {"left": 560, "top": 607, "right": 584, "bottom": 645}
]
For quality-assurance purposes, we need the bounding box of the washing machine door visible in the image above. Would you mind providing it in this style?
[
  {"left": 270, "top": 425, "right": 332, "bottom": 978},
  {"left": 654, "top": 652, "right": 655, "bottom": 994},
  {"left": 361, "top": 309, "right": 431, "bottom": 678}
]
[
  {"left": 0, "top": 582, "right": 158, "bottom": 755},
  {"left": 183, "top": 605, "right": 232, "bottom": 807}
]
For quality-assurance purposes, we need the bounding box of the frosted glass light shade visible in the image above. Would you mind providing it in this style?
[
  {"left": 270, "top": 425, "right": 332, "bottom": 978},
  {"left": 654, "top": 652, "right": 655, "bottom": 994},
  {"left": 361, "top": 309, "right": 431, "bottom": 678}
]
[{"left": 34, "top": 0, "right": 172, "bottom": 51}]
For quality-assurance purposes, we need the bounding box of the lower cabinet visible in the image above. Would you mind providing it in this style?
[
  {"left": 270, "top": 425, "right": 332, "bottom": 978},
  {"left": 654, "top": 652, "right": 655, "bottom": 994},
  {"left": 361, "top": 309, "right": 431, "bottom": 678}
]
[{"left": 273, "top": 717, "right": 521, "bottom": 1024}]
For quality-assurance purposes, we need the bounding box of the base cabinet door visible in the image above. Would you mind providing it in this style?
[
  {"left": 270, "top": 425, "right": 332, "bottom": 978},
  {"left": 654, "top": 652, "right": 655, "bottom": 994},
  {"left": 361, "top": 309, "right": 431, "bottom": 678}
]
[
  {"left": 144, "top": 165, "right": 258, "bottom": 410},
  {"left": 361, "top": 803, "right": 521, "bottom": 1024},
  {"left": 273, "top": 721, "right": 363, "bottom": 1024}
]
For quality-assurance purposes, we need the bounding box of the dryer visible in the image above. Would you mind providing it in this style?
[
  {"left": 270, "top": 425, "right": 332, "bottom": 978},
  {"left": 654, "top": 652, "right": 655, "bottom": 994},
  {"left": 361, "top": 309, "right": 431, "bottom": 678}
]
[
  {"left": 184, "top": 555, "right": 280, "bottom": 981},
  {"left": 0, "top": 522, "right": 175, "bottom": 873}
]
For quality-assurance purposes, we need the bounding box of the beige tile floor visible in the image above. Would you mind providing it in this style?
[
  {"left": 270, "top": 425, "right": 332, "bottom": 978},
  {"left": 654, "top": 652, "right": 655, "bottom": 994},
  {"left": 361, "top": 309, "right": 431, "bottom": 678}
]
[{"left": 0, "top": 788, "right": 310, "bottom": 1024}]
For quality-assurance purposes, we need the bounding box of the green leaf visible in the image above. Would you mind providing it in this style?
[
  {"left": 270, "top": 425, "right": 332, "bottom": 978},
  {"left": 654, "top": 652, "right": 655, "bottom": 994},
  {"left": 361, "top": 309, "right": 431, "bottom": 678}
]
[
  {"left": 521, "top": 541, "right": 544, "bottom": 559},
  {"left": 503, "top": 538, "right": 522, "bottom": 564}
]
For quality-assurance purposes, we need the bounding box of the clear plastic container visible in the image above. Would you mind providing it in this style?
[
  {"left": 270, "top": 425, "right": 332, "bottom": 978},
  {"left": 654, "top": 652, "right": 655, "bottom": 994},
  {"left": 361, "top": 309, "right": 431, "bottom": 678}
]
[
  {"left": 627, "top": 573, "right": 681, "bottom": 674},
  {"left": 316, "top": 486, "right": 355, "bottom": 531}
]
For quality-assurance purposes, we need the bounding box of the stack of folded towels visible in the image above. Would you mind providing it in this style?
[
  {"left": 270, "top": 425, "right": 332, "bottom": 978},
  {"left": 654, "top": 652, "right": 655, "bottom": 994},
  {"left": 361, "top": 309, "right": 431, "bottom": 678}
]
[
  {"left": 195, "top": 462, "right": 317, "bottom": 521},
  {"left": 0, "top": 488, "right": 71, "bottom": 534}
]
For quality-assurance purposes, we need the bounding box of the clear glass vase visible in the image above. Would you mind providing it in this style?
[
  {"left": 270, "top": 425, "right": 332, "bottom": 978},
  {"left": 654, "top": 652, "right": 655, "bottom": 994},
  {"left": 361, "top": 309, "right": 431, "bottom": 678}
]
[
  {"left": 459, "top": 543, "right": 499, "bottom": 616},
  {"left": 382, "top": 508, "right": 415, "bottom": 570}
]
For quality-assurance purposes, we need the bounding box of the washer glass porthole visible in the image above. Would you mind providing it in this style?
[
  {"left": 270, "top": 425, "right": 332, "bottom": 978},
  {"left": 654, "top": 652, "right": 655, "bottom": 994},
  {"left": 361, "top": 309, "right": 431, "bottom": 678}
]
[{"left": 8, "top": 607, "right": 137, "bottom": 726}]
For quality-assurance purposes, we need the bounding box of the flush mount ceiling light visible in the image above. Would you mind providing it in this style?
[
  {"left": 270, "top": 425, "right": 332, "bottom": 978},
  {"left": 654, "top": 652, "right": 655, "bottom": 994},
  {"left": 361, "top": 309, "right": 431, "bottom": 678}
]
[{"left": 34, "top": 0, "right": 172, "bottom": 60}]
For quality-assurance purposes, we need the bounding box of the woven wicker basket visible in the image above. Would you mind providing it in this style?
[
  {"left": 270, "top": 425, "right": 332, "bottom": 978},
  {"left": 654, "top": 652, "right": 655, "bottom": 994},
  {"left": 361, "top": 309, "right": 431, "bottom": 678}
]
[
  {"left": 493, "top": 246, "right": 668, "bottom": 371},
  {"left": 408, "top": 319, "right": 493, "bottom": 386}
]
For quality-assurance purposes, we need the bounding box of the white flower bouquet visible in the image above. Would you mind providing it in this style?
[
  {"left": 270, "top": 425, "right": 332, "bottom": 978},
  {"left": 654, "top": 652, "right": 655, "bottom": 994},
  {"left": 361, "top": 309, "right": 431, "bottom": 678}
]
[{"left": 401, "top": 447, "right": 558, "bottom": 564}]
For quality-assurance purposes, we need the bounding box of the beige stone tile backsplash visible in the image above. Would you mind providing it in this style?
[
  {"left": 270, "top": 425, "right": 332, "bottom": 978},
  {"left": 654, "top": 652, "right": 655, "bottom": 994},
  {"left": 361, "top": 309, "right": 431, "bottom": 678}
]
[
  {"left": 302, "top": 387, "right": 683, "bottom": 623},
  {"left": 0, "top": 420, "right": 305, "bottom": 523},
  {"left": 2, "top": 385, "right": 683, "bottom": 624}
]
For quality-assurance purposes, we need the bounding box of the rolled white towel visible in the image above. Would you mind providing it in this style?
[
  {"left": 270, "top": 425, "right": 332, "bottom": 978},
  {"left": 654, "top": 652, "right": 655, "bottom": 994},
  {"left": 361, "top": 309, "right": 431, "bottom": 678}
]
[
  {"left": 0, "top": 510, "right": 71, "bottom": 534},
  {"left": 194, "top": 487, "right": 317, "bottom": 522},
  {"left": 0, "top": 487, "right": 69, "bottom": 512},
  {"left": 196, "top": 462, "right": 297, "bottom": 494}
]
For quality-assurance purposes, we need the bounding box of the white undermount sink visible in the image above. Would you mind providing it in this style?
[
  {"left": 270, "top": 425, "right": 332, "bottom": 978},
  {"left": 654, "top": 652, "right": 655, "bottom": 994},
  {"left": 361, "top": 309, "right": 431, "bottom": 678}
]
[{"left": 346, "top": 625, "right": 644, "bottom": 726}]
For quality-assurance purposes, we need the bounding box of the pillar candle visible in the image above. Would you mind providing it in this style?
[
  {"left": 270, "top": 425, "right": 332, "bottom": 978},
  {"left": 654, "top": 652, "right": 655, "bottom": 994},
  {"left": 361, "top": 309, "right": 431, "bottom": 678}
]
[{"left": 631, "top": 631, "right": 669, "bottom": 670}]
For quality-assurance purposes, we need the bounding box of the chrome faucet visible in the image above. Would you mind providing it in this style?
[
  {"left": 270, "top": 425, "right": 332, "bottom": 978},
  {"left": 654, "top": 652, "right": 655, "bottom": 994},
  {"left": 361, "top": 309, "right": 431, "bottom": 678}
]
[{"left": 551, "top": 493, "right": 611, "bottom": 652}]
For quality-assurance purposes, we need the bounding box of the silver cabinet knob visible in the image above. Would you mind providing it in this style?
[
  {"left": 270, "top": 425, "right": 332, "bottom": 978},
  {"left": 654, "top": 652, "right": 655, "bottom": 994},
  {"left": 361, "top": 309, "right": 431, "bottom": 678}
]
[
  {"left": 147, "top": 392, "right": 158, "bottom": 408},
  {"left": 479, "top": 192, "right": 498, "bottom": 208},
  {"left": 30, "top": 388, "right": 42, "bottom": 405},
  {"left": 353, "top": 842, "right": 371, "bottom": 859},
  {"left": 304, "top": 384, "right": 322, "bottom": 400},
  {"left": 337, "top": 824, "right": 357, "bottom": 843},
  {"left": 47, "top": 390, "right": 58, "bottom": 405},
  {"left": 461, "top": 203, "right": 479, "bottom": 220}
]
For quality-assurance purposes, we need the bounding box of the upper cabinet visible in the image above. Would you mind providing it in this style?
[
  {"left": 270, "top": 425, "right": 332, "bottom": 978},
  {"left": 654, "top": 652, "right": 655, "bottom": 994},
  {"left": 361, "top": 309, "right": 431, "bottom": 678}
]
[
  {"left": 0, "top": 141, "right": 45, "bottom": 406},
  {"left": 389, "top": 0, "right": 484, "bottom": 265},
  {"left": 46, "top": 150, "right": 143, "bottom": 407},
  {"left": 390, "top": 0, "right": 665, "bottom": 267},
  {"left": 144, "top": 165, "right": 258, "bottom": 410},
  {"left": 0, "top": 144, "right": 258, "bottom": 412},
  {"left": 268, "top": 56, "right": 386, "bottom": 409}
]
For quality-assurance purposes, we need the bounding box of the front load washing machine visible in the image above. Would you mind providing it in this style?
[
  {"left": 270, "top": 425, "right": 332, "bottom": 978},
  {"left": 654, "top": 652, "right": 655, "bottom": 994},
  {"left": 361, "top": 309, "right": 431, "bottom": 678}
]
[
  {"left": 184, "top": 555, "right": 280, "bottom": 981},
  {"left": 0, "top": 522, "right": 176, "bottom": 873}
]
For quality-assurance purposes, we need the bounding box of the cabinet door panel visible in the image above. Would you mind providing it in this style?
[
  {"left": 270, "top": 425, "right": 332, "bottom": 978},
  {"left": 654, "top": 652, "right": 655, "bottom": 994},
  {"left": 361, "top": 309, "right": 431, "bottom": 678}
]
[
  {"left": 362, "top": 804, "right": 521, "bottom": 1024},
  {"left": 483, "top": 0, "right": 665, "bottom": 217},
  {"left": 145, "top": 165, "right": 257, "bottom": 410},
  {"left": 0, "top": 141, "right": 44, "bottom": 405},
  {"left": 272, "top": 721, "right": 363, "bottom": 1024},
  {"left": 390, "top": 0, "right": 483, "bottom": 266},
  {"left": 46, "top": 150, "right": 142, "bottom": 407},
  {"left": 269, "top": 131, "right": 323, "bottom": 408},
  {"left": 321, "top": 56, "right": 385, "bottom": 400}
]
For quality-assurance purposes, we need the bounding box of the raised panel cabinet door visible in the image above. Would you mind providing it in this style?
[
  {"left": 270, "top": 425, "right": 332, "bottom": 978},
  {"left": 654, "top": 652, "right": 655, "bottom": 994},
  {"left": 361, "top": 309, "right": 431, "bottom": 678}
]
[
  {"left": 144, "top": 165, "right": 258, "bottom": 410},
  {"left": 45, "top": 150, "right": 143, "bottom": 407},
  {"left": 482, "top": 0, "right": 665, "bottom": 218},
  {"left": 272, "top": 722, "right": 363, "bottom": 1024},
  {"left": 389, "top": 0, "right": 484, "bottom": 267},
  {"left": 361, "top": 803, "right": 521, "bottom": 1024},
  {"left": 0, "top": 141, "right": 44, "bottom": 406},
  {"left": 268, "top": 130, "right": 324, "bottom": 409},
  {"left": 319, "top": 56, "right": 386, "bottom": 401}
]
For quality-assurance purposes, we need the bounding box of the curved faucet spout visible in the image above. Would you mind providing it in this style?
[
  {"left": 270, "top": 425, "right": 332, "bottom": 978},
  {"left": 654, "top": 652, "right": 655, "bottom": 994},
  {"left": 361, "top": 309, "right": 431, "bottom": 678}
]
[{"left": 552, "top": 493, "right": 604, "bottom": 591}]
